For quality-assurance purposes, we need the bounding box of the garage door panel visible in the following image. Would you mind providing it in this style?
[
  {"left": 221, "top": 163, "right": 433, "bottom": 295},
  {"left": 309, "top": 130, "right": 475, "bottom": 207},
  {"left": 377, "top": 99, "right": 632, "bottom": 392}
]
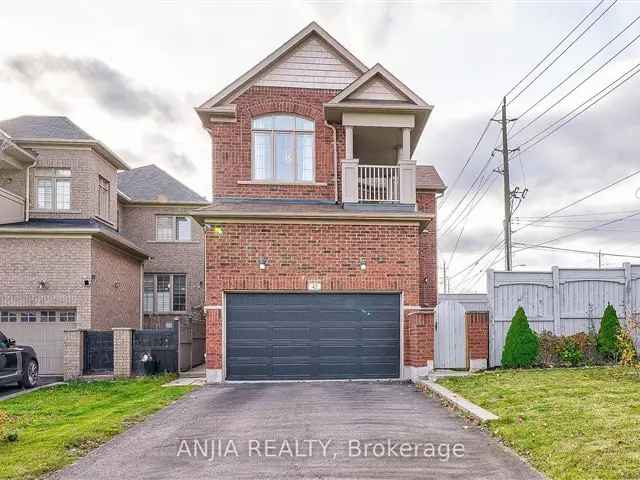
[
  {"left": 0, "top": 322, "right": 76, "bottom": 375},
  {"left": 226, "top": 293, "right": 400, "bottom": 381}
]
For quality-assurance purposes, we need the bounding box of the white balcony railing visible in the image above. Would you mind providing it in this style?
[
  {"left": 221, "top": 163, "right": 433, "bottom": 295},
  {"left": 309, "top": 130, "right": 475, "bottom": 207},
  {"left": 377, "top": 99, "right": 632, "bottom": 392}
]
[
  {"left": 357, "top": 165, "right": 400, "bottom": 202},
  {"left": 341, "top": 158, "right": 415, "bottom": 205}
]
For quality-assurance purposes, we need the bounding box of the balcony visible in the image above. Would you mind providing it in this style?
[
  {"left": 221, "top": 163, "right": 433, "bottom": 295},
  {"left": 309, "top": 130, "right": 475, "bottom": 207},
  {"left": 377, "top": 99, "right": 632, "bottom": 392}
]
[{"left": 340, "top": 122, "right": 416, "bottom": 208}]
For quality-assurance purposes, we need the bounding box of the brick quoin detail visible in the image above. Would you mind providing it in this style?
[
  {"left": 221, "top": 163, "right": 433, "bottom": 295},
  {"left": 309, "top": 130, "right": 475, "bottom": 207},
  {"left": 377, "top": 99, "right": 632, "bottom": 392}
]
[
  {"left": 466, "top": 311, "right": 489, "bottom": 360},
  {"left": 209, "top": 86, "right": 345, "bottom": 201}
]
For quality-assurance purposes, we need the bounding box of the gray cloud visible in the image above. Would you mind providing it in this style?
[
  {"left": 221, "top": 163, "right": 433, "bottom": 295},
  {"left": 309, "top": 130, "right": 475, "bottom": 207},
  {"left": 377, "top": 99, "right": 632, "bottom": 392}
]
[
  {"left": 4, "top": 54, "right": 179, "bottom": 122},
  {"left": 121, "top": 133, "right": 197, "bottom": 179}
]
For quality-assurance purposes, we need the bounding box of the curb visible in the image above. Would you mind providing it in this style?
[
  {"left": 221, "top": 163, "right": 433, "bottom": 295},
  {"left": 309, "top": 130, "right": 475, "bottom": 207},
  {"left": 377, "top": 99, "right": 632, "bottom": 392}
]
[
  {"left": 416, "top": 379, "right": 499, "bottom": 423},
  {"left": 0, "top": 381, "right": 66, "bottom": 402}
]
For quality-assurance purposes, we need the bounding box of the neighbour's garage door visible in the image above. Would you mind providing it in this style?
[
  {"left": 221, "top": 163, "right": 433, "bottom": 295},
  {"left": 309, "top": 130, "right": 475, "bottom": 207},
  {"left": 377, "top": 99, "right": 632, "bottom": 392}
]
[
  {"left": 0, "top": 322, "right": 76, "bottom": 375},
  {"left": 226, "top": 293, "right": 400, "bottom": 381}
]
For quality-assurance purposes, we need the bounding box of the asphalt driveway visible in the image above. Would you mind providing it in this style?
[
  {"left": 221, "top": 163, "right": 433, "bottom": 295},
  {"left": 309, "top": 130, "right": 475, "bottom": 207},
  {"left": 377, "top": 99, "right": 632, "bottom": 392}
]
[
  {"left": 52, "top": 382, "right": 541, "bottom": 480},
  {"left": 0, "top": 376, "right": 61, "bottom": 399}
]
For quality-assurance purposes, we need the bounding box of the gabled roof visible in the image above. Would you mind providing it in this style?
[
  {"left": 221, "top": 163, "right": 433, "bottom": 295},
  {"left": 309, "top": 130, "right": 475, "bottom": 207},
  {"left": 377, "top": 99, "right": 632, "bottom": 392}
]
[
  {"left": 0, "top": 115, "right": 95, "bottom": 141},
  {"left": 327, "top": 63, "right": 432, "bottom": 108},
  {"left": 117, "top": 165, "right": 208, "bottom": 205},
  {"left": 0, "top": 115, "right": 129, "bottom": 171},
  {"left": 196, "top": 22, "right": 368, "bottom": 114}
]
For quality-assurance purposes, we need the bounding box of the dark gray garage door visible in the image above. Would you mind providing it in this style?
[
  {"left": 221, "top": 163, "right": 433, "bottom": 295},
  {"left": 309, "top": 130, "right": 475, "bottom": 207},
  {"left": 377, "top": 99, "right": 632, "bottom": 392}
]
[{"left": 226, "top": 293, "right": 400, "bottom": 381}]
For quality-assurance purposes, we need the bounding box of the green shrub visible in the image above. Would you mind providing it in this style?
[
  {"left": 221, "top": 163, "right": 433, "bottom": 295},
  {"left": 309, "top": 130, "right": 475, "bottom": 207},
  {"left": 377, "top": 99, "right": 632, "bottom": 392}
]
[
  {"left": 502, "top": 306, "right": 540, "bottom": 368},
  {"left": 537, "top": 331, "right": 563, "bottom": 366},
  {"left": 560, "top": 338, "right": 584, "bottom": 366},
  {"left": 597, "top": 304, "right": 621, "bottom": 359}
]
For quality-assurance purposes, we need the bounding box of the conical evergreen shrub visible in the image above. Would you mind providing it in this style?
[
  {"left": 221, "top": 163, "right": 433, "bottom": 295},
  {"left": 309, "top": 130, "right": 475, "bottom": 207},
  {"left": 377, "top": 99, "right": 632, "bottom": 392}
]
[
  {"left": 501, "top": 306, "right": 539, "bottom": 368},
  {"left": 597, "top": 303, "right": 621, "bottom": 359}
]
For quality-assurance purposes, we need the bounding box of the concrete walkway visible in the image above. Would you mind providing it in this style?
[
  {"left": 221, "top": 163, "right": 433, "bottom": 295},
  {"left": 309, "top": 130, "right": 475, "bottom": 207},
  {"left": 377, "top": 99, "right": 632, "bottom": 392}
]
[{"left": 52, "top": 382, "right": 542, "bottom": 480}]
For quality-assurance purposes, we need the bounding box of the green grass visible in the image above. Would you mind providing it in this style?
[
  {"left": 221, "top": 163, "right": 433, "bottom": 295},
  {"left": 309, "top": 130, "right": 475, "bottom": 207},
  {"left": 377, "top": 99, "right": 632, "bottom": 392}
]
[
  {"left": 0, "top": 375, "right": 193, "bottom": 480},
  {"left": 440, "top": 367, "right": 640, "bottom": 480}
]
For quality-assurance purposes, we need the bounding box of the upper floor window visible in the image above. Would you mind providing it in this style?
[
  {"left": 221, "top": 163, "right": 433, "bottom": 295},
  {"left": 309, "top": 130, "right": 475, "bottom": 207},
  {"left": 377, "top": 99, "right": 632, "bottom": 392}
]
[
  {"left": 251, "top": 114, "right": 314, "bottom": 182},
  {"left": 36, "top": 169, "right": 71, "bottom": 210},
  {"left": 98, "top": 176, "right": 110, "bottom": 219},
  {"left": 156, "top": 215, "right": 192, "bottom": 242},
  {"left": 143, "top": 273, "right": 187, "bottom": 313}
]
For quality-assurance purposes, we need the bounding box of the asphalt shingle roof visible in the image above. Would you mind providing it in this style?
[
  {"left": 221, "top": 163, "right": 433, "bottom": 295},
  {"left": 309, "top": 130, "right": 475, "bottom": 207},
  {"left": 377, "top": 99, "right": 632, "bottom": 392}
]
[
  {"left": 118, "top": 165, "right": 208, "bottom": 204},
  {"left": 416, "top": 165, "right": 446, "bottom": 191},
  {"left": 0, "top": 115, "right": 95, "bottom": 141}
]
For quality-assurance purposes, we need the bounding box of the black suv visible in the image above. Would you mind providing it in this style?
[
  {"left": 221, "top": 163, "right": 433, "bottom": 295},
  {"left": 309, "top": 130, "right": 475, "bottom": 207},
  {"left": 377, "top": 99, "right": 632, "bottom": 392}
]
[{"left": 0, "top": 331, "right": 39, "bottom": 388}]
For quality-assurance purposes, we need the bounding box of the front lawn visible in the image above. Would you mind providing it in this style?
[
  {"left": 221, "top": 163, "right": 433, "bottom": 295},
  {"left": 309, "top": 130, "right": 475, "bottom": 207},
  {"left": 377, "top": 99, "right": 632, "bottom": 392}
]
[
  {"left": 440, "top": 367, "right": 640, "bottom": 480},
  {"left": 0, "top": 376, "right": 193, "bottom": 480}
]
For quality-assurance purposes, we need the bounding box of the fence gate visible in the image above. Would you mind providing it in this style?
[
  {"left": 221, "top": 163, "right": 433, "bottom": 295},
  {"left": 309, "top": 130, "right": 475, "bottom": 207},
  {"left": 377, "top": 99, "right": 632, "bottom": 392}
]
[
  {"left": 84, "top": 331, "right": 114, "bottom": 374},
  {"left": 434, "top": 301, "right": 467, "bottom": 369},
  {"left": 132, "top": 328, "right": 178, "bottom": 375}
]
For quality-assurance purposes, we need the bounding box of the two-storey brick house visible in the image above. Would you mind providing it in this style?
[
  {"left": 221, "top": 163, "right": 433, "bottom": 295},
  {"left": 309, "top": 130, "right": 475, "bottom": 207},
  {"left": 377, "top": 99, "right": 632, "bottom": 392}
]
[
  {"left": 0, "top": 116, "right": 149, "bottom": 375},
  {"left": 192, "top": 23, "right": 446, "bottom": 383},
  {"left": 0, "top": 117, "right": 207, "bottom": 375}
]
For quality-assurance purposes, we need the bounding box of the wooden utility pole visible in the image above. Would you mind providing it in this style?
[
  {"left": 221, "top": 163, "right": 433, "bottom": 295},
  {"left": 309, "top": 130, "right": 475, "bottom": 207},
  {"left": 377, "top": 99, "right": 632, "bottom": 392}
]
[{"left": 500, "top": 97, "right": 513, "bottom": 271}]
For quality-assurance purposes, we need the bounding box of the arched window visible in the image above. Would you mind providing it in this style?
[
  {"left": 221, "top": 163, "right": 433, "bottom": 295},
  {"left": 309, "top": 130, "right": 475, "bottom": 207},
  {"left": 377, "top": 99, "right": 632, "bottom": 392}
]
[{"left": 251, "top": 114, "right": 315, "bottom": 182}]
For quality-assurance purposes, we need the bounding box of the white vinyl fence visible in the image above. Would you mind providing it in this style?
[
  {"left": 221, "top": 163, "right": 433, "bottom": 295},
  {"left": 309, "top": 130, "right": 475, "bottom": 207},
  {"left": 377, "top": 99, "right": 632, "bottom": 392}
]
[{"left": 487, "top": 263, "right": 640, "bottom": 367}]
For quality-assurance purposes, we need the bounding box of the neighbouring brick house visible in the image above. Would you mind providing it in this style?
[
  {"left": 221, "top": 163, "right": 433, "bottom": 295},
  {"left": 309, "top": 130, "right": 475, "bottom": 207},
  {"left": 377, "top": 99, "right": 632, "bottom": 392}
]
[
  {"left": 117, "top": 165, "right": 208, "bottom": 328},
  {"left": 0, "top": 117, "right": 207, "bottom": 375},
  {"left": 192, "top": 22, "right": 446, "bottom": 383}
]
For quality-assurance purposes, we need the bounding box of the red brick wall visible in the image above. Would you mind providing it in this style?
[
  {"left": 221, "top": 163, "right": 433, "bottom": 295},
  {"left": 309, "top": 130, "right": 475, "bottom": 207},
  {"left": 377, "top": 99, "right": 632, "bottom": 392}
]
[
  {"left": 208, "top": 86, "right": 345, "bottom": 201},
  {"left": 417, "top": 191, "right": 437, "bottom": 307},
  {"left": 466, "top": 311, "right": 489, "bottom": 360},
  {"left": 204, "top": 222, "right": 424, "bottom": 370},
  {"left": 405, "top": 311, "right": 434, "bottom": 367}
]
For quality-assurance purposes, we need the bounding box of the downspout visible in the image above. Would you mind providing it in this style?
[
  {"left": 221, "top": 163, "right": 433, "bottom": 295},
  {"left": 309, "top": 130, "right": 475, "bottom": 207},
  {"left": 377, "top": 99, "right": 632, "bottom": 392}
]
[
  {"left": 324, "top": 121, "right": 338, "bottom": 204},
  {"left": 204, "top": 127, "right": 215, "bottom": 200},
  {"left": 24, "top": 158, "right": 37, "bottom": 222}
]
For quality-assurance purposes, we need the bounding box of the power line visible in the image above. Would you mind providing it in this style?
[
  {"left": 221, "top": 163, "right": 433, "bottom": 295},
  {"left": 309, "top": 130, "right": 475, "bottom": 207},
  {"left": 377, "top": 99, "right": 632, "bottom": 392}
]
[
  {"left": 447, "top": 232, "right": 504, "bottom": 281},
  {"left": 511, "top": 30, "right": 640, "bottom": 139},
  {"left": 516, "top": 62, "right": 640, "bottom": 155},
  {"left": 512, "top": 13, "right": 640, "bottom": 128},
  {"left": 514, "top": 209, "right": 640, "bottom": 253},
  {"left": 516, "top": 209, "right": 640, "bottom": 219},
  {"left": 508, "top": 0, "right": 618, "bottom": 105},
  {"left": 513, "top": 243, "right": 640, "bottom": 259},
  {"left": 510, "top": 165, "right": 640, "bottom": 236},
  {"left": 439, "top": 107, "right": 500, "bottom": 209},
  {"left": 504, "top": 0, "right": 607, "bottom": 98}
]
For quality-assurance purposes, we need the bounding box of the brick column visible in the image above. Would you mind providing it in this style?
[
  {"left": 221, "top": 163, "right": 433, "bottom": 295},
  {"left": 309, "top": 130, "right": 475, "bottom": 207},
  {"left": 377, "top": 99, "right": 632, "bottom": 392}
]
[
  {"left": 403, "top": 310, "right": 434, "bottom": 380},
  {"left": 466, "top": 311, "right": 489, "bottom": 371},
  {"left": 113, "top": 328, "right": 133, "bottom": 378},
  {"left": 64, "top": 329, "right": 85, "bottom": 381},
  {"left": 205, "top": 309, "right": 223, "bottom": 383}
]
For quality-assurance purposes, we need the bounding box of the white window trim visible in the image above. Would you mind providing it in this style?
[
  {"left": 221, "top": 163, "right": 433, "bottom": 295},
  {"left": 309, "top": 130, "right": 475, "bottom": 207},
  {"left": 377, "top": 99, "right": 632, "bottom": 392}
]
[
  {"left": 143, "top": 273, "right": 188, "bottom": 314},
  {"left": 155, "top": 215, "right": 193, "bottom": 242},
  {"left": 98, "top": 175, "right": 111, "bottom": 221},
  {"left": 35, "top": 169, "right": 72, "bottom": 211},
  {"left": 251, "top": 114, "right": 315, "bottom": 183}
]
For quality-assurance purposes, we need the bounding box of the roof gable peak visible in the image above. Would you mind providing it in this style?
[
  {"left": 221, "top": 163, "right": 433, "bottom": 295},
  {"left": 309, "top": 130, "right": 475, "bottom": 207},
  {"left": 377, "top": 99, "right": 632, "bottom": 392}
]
[{"left": 197, "top": 22, "right": 367, "bottom": 111}]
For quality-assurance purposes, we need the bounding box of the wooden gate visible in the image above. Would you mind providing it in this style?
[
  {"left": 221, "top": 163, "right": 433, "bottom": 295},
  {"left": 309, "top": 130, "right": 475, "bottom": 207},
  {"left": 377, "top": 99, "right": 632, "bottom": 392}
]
[
  {"left": 434, "top": 301, "right": 467, "bottom": 369},
  {"left": 84, "top": 331, "right": 114, "bottom": 374}
]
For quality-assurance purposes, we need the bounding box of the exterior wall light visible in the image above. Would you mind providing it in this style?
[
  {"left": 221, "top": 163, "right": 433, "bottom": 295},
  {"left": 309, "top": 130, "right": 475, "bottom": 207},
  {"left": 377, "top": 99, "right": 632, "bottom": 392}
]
[
  {"left": 38, "top": 280, "right": 48, "bottom": 290},
  {"left": 258, "top": 257, "right": 268, "bottom": 270},
  {"left": 359, "top": 258, "right": 367, "bottom": 271},
  {"left": 114, "top": 281, "right": 121, "bottom": 289}
]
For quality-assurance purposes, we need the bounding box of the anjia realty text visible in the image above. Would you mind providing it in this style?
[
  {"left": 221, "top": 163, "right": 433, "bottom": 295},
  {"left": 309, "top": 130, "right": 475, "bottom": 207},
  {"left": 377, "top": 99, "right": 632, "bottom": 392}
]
[{"left": 176, "top": 438, "right": 465, "bottom": 462}]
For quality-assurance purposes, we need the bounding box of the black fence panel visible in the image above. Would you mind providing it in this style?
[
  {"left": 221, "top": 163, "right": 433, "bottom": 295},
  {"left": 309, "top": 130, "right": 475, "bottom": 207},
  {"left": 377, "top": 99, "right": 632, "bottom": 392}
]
[
  {"left": 132, "top": 328, "right": 178, "bottom": 375},
  {"left": 84, "top": 331, "right": 114, "bottom": 374}
]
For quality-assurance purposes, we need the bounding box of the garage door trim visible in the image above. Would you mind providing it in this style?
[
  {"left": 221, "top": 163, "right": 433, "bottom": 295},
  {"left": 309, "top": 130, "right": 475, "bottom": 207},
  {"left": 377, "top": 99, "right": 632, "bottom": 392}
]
[{"left": 222, "top": 291, "right": 403, "bottom": 381}]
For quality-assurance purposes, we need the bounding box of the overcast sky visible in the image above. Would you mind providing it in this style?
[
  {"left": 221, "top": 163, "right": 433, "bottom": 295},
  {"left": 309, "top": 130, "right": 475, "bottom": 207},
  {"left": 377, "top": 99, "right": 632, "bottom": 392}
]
[{"left": 2, "top": 1, "right": 639, "bottom": 291}]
